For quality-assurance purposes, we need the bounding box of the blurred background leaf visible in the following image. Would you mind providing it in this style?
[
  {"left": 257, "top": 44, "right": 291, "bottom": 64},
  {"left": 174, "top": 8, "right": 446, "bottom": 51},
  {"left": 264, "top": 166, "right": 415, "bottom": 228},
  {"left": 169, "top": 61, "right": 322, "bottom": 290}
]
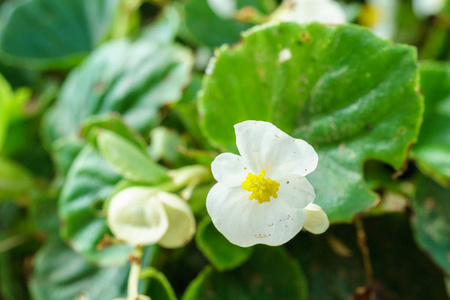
[
  {"left": 0, "top": 0, "right": 120, "bottom": 70},
  {"left": 412, "top": 61, "right": 450, "bottom": 186}
]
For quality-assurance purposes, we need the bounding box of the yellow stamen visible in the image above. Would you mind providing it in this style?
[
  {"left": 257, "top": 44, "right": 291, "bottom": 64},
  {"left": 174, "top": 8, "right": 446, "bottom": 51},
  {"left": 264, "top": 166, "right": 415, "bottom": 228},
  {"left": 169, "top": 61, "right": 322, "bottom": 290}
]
[
  {"left": 241, "top": 170, "right": 280, "bottom": 204},
  {"left": 358, "top": 4, "right": 381, "bottom": 27}
]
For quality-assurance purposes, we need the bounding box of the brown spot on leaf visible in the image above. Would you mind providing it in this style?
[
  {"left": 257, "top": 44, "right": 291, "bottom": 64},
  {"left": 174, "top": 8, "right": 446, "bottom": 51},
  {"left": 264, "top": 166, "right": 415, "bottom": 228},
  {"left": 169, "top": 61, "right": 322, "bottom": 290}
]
[{"left": 299, "top": 31, "right": 312, "bottom": 43}]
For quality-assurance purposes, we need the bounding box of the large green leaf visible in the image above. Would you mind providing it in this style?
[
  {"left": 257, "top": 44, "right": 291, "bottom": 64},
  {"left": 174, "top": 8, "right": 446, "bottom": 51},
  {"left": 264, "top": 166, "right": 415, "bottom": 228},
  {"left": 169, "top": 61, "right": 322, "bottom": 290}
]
[
  {"left": 411, "top": 174, "right": 450, "bottom": 275},
  {"left": 58, "top": 145, "right": 133, "bottom": 266},
  {"left": 29, "top": 239, "right": 129, "bottom": 300},
  {"left": 411, "top": 62, "right": 450, "bottom": 186},
  {"left": 182, "top": 246, "right": 307, "bottom": 300},
  {"left": 198, "top": 22, "right": 422, "bottom": 222},
  {"left": 42, "top": 36, "right": 193, "bottom": 146},
  {"left": 0, "top": 0, "right": 119, "bottom": 69}
]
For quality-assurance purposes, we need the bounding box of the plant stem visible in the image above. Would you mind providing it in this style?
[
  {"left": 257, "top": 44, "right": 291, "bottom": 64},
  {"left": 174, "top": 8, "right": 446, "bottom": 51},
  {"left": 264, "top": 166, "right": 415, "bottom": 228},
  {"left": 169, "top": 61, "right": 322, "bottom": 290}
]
[
  {"left": 127, "top": 245, "right": 144, "bottom": 300},
  {"left": 354, "top": 215, "right": 373, "bottom": 283},
  {"left": 0, "top": 234, "right": 28, "bottom": 253},
  {"left": 112, "top": 0, "right": 142, "bottom": 39}
]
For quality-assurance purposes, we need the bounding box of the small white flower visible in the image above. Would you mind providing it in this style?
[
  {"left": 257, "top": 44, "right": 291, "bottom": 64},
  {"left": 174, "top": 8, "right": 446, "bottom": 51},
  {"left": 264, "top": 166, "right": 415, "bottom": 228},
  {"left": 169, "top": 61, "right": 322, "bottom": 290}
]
[
  {"left": 359, "top": 0, "right": 398, "bottom": 40},
  {"left": 272, "top": 0, "right": 347, "bottom": 25},
  {"left": 303, "top": 203, "right": 329, "bottom": 234},
  {"left": 206, "top": 120, "right": 329, "bottom": 247},
  {"left": 412, "top": 0, "right": 446, "bottom": 18},
  {"left": 107, "top": 187, "right": 195, "bottom": 248},
  {"left": 207, "top": 0, "right": 237, "bottom": 19}
]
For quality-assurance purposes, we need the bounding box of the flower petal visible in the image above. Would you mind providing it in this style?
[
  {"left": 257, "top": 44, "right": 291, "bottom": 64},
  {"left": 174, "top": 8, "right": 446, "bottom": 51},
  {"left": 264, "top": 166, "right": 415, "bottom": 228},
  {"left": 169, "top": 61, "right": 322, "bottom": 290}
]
[
  {"left": 211, "top": 152, "right": 251, "bottom": 186},
  {"left": 206, "top": 183, "right": 306, "bottom": 247},
  {"left": 303, "top": 203, "right": 329, "bottom": 234},
  {"left": 234, "top": 120, "right": 318, "bottom": 178},
  {"left": 277, "top": 174, "right": 315, "bottom": 209},
  {"left": 274, "top": 0, "right": 347, "bottom": 25},
  {"left": 107, "top": 187, "right": 168, "bottom": 246},
  {"left": 157, "top": 191, "right": 196, "bottom": 248}
]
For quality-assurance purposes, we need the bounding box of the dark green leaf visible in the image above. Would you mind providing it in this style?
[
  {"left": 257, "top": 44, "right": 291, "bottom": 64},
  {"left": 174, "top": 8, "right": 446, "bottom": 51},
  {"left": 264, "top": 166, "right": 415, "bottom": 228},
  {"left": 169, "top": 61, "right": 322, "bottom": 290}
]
[
  {"left": 141, "top": 267, "right": 177, "bottom": 300},
  {"left": 195, "top": 217, "right": 253, "bottom": 271},
  {"left": 411, "top": 174, "right": 450, "bottom": 275},
  {"left": 0, "top": 0, "right": 119, "bottom": 69},
  {"left": 182, "top": 246, "right": 307, "bottom": 300},
  {"left": 29, "top": 239, "right": 129, "bottom": 300},
  {"left": 184, "top": 0, "right": 266, "bottom": 47},
  {"left": 288, "top": 214, "right": 448, "bottom": 299}
]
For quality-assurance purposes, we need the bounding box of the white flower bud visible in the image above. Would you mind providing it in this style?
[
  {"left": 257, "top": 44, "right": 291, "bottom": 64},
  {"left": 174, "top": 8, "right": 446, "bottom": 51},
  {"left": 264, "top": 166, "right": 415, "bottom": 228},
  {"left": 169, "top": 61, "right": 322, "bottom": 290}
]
[
  {"left": 107, "top": 187, "right": 195, "bottom": 247},
  {"left": 303, "top": 203, "right": 329, "bottom": 234}
]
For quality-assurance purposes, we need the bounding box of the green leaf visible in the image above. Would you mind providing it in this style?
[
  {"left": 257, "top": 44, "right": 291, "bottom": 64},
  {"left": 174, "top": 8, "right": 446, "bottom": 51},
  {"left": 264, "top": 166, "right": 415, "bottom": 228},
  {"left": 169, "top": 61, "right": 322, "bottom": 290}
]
[
  {"left": 0, "top": 250, "right": 30, "bottom": 300},
  {"left": 411, "top": 62, "right": 450, "bottom": 186},
  {"left": 141, "top": 267, "right": 177, "bottom": 300},
  {"left": 411, "top": 174, "right": 450, "bottom": 275},
  {"left": 149, "top": 127, "right": 186, "bottom": 165},
  {"left": 142, "top": 6, "right": 180, "bottom": 45},
  {"left": 184, "top": 0, "right": 266, "bottom": 47},
  {"left": 182, "top": 246, "right": 307, "bottom": 300},
  {"left": 0, "top": 157, "right": 35, "bottom": 201},
  {"left": 199, "top": 22, "right": 422, "bottom": 222},
  {"left": 59, "top": 145, "right": 133, "bottom": 266},
  {"left": 0, "top": 73, "right": 15, "bottom": 152},
  {"left": 188, "top": 183, "right": 214, "bottom": 217},
  {"left": 42, "top": 36, "right": 193, "bottom": 146},
  {"left": 288, "top": 225, "right": 365, "bottom": 299},
  {"left": 97, "top": 130, "right": 169, "bottom": 184},
  {"left": 0, "top": 0, "right": 119, "bottom": 70},
  {"left": 173, "top": 73, "right": 211, "bottom": 147},
  {"left": 195, "top": 217, "right": 253, "bottom": 271},
  {"left": 81, "top": 113, "right": 147, "bottom": 151},
  {"left": 51, "top": 137, "right": 85, "bottom": 177},
  {"left": 29, "top": 239, "right": 129, "bottom": 300}
]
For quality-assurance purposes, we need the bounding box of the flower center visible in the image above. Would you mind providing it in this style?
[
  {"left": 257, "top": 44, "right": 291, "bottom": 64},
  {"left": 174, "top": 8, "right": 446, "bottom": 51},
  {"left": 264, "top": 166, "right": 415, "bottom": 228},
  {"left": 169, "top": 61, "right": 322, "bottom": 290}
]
[
  {"left": 241, "top": 170, "right": 280, "bottom": 204},
  {"left": 358, "top": 4, "right": 381, "bottom": 27}
]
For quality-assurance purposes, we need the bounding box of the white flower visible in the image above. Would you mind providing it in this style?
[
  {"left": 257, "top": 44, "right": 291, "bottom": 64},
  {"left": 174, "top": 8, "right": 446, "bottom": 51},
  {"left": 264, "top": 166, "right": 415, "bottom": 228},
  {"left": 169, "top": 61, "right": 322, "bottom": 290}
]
[
  {"left": 207, "top": 0, "right": 237, "bottom": 19},
  {"left": 412, "top": 0, "right": 446, "bottom": 18},
  {"left": 272, "top": 0, "right": 347, "bottom": 25},
  {"left": 206, "top": 120, "right": 329, "bottom": 247},
  {"left": 359, "top": 0, "right": 398, "bottom": 40},
  {"left": 107, "top": 187, "right": 195, "bottom": 248}
]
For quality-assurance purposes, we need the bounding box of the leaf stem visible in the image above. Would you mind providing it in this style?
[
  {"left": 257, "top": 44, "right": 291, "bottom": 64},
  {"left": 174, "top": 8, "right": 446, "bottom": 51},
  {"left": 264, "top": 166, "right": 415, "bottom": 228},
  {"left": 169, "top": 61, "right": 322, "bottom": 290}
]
[
  {"left": 354, "top": 215, "right": 373, "bottom": 283},
  {"left": 112, "top": 0, "right": 142, "bottom": 39},
  {"left": 127, "top": 245, "right": 144, "bottom": 300},
  {"left": 0, "top": 234, "right": 28, "bottom": 253}
]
